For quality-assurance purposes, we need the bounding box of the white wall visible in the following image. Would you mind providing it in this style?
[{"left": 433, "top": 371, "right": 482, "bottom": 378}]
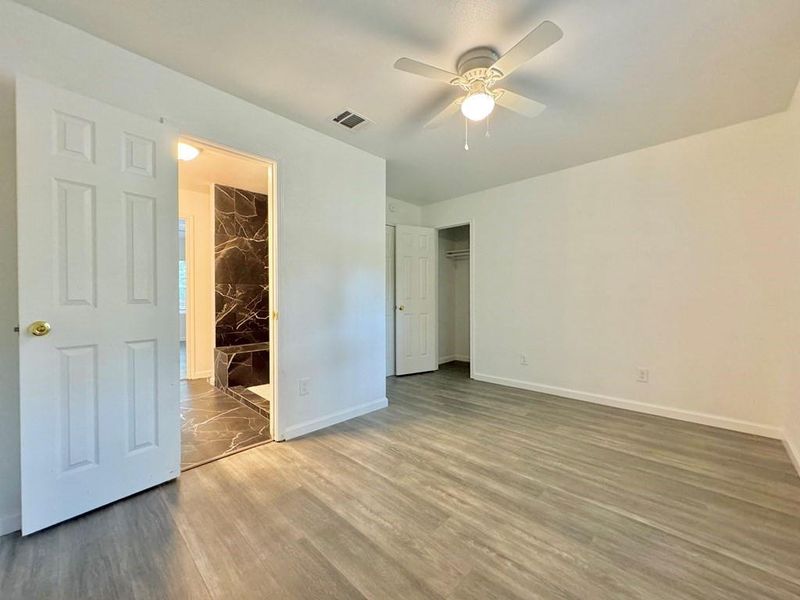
[
  {"left": 423, "top": 91, "right": 800, "bottom": 442},
  {"left": 0, "top": 2, "right": 386, "bottom": 533},
  {"left": 179, "top": 189, "right": 215, "bottom": 378},
  {"left": 386, "top": 196, "right": 422, "bottom": 226}
]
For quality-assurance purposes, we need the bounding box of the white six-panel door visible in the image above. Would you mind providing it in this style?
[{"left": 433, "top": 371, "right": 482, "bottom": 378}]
[
  {"left": 16, "top": 77, "right": 179, "bottom": 534},
  {"left": 394, "top": 225, "right": 437, "bottom": 375}
]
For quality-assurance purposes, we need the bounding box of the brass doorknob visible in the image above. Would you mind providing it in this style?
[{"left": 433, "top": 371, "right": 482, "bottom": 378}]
[{"left": 29, "top": 321, "right": 51, "bottom": 337}]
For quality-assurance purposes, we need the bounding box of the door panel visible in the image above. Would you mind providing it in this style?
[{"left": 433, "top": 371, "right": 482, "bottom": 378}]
[
  {"left": 17, "top": 77, "right": 179, "bottom": 534},
  {"left": 394, "top": 225, "right": 437, "bottom": 375}
]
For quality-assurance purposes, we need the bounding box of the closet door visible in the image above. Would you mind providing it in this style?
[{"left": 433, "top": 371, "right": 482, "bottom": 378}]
[{"left": 394, "top": 225, "right": 437, "bottom": 375}]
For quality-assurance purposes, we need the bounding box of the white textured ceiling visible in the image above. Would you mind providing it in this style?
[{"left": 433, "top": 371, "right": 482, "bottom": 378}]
[{"left": 15, "top": 0, "right": 800, "bottom": 204}]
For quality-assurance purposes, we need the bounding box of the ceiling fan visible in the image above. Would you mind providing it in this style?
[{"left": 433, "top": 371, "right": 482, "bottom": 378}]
[{"left": 394, "top": 21, "right": 563, "bottom": 141}]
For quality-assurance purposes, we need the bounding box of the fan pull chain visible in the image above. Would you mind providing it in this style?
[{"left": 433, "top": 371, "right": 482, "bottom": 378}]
[
  {"left": 464, "top": 117, "right": 469, "bottom": 151},
  {"left": 485, "top": 113, "right": 491, "bottom": 138}
]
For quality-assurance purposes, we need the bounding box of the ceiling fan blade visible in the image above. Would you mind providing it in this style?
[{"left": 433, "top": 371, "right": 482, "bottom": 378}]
[
  {"left": 491, "top": 21, "right": 563, "bottom": 78},
  {"left": 495, "top": 89, "right": 546, "bottom": 118},
  {"left": 425, "top": 96, "right": 462, "bottom": 128},
  {"left": 394, "top": 58, "right": 458, "bottom": 84}
]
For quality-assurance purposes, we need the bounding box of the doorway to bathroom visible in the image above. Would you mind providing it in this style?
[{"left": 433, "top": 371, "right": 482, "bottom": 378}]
[{"left": 177, "top": 137, "right": 276, "bottom": 470}]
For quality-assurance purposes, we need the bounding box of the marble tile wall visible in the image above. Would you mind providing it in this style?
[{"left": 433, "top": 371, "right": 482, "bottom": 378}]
[{"left": 214, "top": 184, "right": 269, "bottom": 348}]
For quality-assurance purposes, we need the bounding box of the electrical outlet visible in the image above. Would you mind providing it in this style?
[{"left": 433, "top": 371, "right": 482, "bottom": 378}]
[
  {"left": 520, "top": 354, "right": 528, "bottom": 366},
  {"left": 298, "top": 377, "right": 311, "bottom": 396},
  {"left": 637, "top": 368, "right": 649, "bottom": 383}
]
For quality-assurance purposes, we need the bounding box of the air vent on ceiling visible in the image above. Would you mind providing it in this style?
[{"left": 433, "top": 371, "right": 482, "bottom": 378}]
[{"left": 332, "top": 110, "right": 371, "bottom": 130}]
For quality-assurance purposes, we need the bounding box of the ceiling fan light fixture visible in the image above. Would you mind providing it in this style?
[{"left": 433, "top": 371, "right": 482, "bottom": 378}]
[{"left": 460, "top": 91, "right": 495, "bottom": 122}]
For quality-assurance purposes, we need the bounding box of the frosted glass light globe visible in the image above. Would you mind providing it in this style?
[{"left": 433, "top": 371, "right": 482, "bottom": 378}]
[
  {"left": 460, "top": 92, "right": 495, "bottom": 121},
  {"left": 178, "top": 142, "right": 201, "bottom": 161}
]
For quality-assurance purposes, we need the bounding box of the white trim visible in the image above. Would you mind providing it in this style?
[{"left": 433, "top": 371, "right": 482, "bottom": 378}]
[
  {"left": 187, "top": 369, "right": 212, "bottom": 380},
  {"left": 439, "top": 354, "right": 470, "bottom": 364},
  {"left": 182, "top": 214, "right": 196, "bottom": 377},
  {"left": 468, "top": 222, "right": 475, "bottom": 381},
  {"left": 784, "top": 433, "right": 800, "bottom": 478},
  {"left": 269, "top": 162, "right": 280, "bottom": 441},
  {"left": 386, "top": 225, "right": 396, "bottom": 377},
  {"left": 283, "top": 397, "right": 388, "bottom": 440},
  {"left": 0, "top": 512, "right": 21, "bottom": 536},
  {"left": 472, "top": 372, "right": 783, "bottom": 439},
  {"left": 207, "top": 182, "right": 216, "bottom": 384}
]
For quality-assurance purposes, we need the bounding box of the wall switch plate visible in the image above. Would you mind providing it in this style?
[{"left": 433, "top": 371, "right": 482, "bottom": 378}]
[
  {"left": 520, "top": 354, "right": 528, "bottom": 366},
  {"left": 298, "top": 377, "right": 311, "bottom": 396},
  {"left": 637, "top": 368, "right": 649, "bottom": 383}
]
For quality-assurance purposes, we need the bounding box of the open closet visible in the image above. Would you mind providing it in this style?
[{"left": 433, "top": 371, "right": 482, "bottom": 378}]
[{"left": 437, "top": 225, "right": 470, "bottom": 366}]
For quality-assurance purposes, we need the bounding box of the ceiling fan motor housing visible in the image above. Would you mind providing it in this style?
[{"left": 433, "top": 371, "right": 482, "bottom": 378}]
[{"left": 456, "top": 47, "right": 501, "bottom": 81}]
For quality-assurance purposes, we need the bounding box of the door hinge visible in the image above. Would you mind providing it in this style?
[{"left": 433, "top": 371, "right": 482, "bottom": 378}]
[{"left": 272, "top": 311, "right": 278, "bottom": 321}]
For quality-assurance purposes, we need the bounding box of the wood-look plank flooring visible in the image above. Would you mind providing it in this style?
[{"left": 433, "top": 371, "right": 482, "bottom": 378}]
[{"left": 2, "top": 362, "right": 800, "bottom": 599}]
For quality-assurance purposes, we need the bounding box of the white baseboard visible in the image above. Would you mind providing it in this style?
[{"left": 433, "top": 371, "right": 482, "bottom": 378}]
[
  {"left": 0, "top": 512, "right": 21, "bottom": 536},
  {"left": 439, "top": 354, "right": 470, "bottom": 365},
  {"left": 472, "top": 372, "right": 783, "bottom": 440},
  {"left": 283, "top": 397, "right": 389, "bottom": 440},
  {"left": 784, "top": 433, "right": 800, "bottom": 478},
  {"left": 187, "top": 370, "right": 212, "bottom": 380}
]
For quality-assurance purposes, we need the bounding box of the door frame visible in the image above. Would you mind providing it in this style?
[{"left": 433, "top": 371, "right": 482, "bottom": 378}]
[
  {"left": 434, "top": 220, "right": 475, "bottom": 380},
  {"left": 181, "top": 214, "right": 197, "bottom": 379},
  {"left": 179, "top": 135, "right": 282, "bottom": 441},
  {"left": 385, "top": 225, "right": 396, "bottom": 377}
]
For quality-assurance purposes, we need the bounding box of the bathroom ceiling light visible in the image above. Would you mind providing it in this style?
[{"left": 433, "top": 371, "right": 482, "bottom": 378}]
[{"left": 178, "top": 142, "right": 201, "bottom": 161}]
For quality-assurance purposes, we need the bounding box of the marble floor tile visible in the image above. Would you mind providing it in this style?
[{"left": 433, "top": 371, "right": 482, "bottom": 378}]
[
  {"left": 245, "top": 387, "right": 271, "bottom": 414},
  {"left": 180, "top": 379, "right": 271, "bottom": 470}
]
